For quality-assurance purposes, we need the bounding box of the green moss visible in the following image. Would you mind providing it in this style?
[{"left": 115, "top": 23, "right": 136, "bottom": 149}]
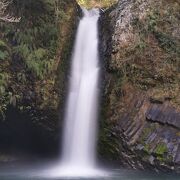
[{"left": 155, "top": 143, "right": 168, "bottom": 156}]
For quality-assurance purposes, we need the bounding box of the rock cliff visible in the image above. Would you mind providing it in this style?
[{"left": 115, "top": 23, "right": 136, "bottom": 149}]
[{"left": 99, "top": 0, "right": 180, "bottom": 173}]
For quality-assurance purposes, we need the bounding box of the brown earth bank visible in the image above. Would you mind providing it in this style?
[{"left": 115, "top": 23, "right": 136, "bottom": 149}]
[{"left": 98, "top": 0, "right": 180, "bottom": 173}]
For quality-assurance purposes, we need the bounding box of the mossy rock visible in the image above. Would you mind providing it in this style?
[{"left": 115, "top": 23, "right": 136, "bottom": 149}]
[{"left": 155, "top": 143, "right": 168, "bottom": 156}]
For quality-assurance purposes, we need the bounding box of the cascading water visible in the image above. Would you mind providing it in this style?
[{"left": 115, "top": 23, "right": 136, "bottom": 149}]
[
  {"left": 61, "top": 8, "right": 100, "bottom": 168},
  {"left": 48, "top": 8, "right": 105, "bottom": 177}
]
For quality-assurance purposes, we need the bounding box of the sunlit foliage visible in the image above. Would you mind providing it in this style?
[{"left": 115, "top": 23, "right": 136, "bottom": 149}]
[{"left": 77, "top": 0, "right": 118, "bottom": 8}]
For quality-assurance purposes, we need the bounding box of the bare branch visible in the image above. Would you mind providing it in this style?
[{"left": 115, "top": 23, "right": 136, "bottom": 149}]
[{"left": 0, "top": 0, "right": 21, "bottom": 22}]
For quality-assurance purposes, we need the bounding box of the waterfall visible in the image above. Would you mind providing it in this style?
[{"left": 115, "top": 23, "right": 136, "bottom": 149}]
[
  {"left": 47, "top": 8, "right": 104, "bottom": 177},
  {"left": 61, "top": 8, "right": 100, "bottom": 168}
]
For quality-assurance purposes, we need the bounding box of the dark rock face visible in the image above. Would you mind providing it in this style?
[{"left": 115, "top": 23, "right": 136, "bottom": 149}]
[
  {"left": 99, "top": 0, "right": 180, "bottom": 173},
  {"left": 146, "top": 102, "right": 180, "bottom": 129},
  {"left": 115, "top": 88, "right": 180, "bottom": 170}
]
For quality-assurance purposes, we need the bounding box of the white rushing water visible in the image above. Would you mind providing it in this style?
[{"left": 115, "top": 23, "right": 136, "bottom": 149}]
[
  {"left": 61, "top": 7, "right": 100, "bottom": 168},
  {"left": 47, "top": 8, "right": 105, "bottom": 177}
]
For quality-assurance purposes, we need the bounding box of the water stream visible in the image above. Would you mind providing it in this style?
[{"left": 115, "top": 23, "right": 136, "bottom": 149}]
[
  {"left": 46, "top": 8, "right": 103, "bottom": 177},
  {"left": 61, "top": 8, "right": 100, "bottom": 169}
]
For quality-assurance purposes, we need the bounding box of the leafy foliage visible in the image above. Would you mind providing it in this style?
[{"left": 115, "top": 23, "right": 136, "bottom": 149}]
[
  {"left": 0, "top": 0, "right": 65, "bottom": 119},
  {"left": 77, "top": 0, "right": 118, "bottom": 8},
  {"left": 0, "top": 40, "right": 9, "bottom": 60},
  {"left": 0, "top": 50, "right": 8, "bottom": 60}
]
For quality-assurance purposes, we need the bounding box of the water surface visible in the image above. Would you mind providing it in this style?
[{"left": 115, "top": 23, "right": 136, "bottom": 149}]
[{"left": 0, "top": 164, "right": 179, "bottom": 180}]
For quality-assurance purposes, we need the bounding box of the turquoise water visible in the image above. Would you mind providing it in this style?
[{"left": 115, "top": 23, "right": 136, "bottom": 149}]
[{"left": 0, "top": 165, "right": 179, "bottom": 180}]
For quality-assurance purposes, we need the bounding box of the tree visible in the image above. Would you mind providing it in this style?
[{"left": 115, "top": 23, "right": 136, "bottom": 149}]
[{"left": 0, "top": 0, "right": 21, "bottom": 22}]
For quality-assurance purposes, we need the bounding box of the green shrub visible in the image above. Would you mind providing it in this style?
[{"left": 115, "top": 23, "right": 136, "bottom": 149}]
[
  {"left": 0, "top": 50, "right": 8, "bottom": 60},
  {"left": 0, "top": 73, "right": 9, "bottom": 87},
  {"left": 0, "top": 0, "right": 61, "bottom": 120},
  {"left": 0, "top": 40, "right": 9, "bottom": 60},
  {"left": 0, "top": 40, "right": 7, "bottom": 48},
  {"left": 13, "top": 44, "right": 30, "bottom": 58}
]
